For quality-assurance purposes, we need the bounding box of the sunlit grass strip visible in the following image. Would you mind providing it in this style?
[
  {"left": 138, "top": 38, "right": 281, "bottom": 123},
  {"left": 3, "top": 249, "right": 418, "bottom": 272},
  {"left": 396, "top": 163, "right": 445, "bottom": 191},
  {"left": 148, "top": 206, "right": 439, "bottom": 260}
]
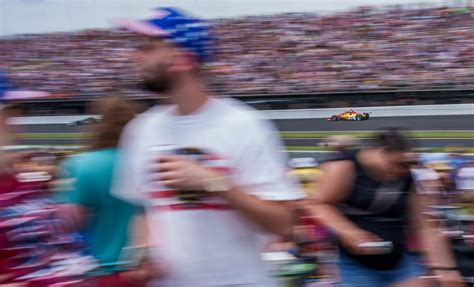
[
  {"left": 15, "top": 131, "right": 474, "bottom": 140},
  {"left": 280, "top": 131, "right": 474, "bottom": 139},
  {"left": 285, "top": 146, "right": 474, "bottom": 153},
  {"left": 16, "top": 133, "right": 92, "bottom": 140}
]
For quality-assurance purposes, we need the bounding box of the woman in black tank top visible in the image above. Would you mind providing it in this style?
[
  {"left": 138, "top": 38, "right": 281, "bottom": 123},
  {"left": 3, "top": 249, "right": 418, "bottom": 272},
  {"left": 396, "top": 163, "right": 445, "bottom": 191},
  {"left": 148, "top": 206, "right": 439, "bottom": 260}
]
[
  {"left": 338, "top": 149, "right": 413, "bottom": 270},
  {"left": 306, "top": 129, "right": 466, "bottom": 287}
]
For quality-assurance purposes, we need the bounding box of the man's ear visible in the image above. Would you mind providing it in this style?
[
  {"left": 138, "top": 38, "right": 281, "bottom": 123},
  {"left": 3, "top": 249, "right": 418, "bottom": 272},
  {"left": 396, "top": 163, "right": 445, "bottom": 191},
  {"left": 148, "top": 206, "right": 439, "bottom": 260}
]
[{"left": 168, "top": 52, "right": 199, "bottom": 73}]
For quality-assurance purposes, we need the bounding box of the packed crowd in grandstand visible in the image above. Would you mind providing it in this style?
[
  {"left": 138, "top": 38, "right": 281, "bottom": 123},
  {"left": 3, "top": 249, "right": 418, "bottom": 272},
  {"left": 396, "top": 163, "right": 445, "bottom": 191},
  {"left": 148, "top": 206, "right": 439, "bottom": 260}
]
[{"left": 1, "top": 5, "right": 474, "bottom": 98}]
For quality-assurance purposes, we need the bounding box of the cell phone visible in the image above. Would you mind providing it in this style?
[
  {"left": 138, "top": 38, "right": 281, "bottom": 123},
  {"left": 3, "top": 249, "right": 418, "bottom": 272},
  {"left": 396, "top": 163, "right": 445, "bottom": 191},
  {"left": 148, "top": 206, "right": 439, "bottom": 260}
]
[{"left": 357, "top": 241, "right": 393, "bottom": 254}]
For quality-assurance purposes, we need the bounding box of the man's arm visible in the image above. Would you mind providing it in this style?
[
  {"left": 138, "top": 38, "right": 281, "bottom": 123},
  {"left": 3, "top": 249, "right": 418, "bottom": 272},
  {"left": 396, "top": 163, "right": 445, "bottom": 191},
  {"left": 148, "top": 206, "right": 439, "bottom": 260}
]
[
  {"left": 155, "top": 117, "right": 303, "bottom": 238},
  {"left": 219, "top": 188, "right": 294, "bottom": 238},
  {"left": 154, "top": 155, "right": 295, "bottom": 238},
  {"left": 120, "top": 213, "right": 163, "bottom": 283},
  {"left": 226, "top": 118, "right": 304, "bottom": 237}
]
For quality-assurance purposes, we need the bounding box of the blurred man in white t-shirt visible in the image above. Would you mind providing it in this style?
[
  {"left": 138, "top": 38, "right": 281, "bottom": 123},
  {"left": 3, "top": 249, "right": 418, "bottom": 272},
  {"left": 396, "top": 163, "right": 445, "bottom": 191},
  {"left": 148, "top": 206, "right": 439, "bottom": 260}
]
[{"left": 112, "top": 7, "right": 304, "bottom": 287}]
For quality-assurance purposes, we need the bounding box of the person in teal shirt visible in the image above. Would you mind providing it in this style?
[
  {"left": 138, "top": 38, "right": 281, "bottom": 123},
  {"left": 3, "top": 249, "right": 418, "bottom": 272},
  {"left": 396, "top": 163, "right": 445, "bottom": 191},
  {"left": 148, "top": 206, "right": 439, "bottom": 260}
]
[
  {"left": 53, "top": 154, "right": 84, "bottom": 203},
  {"left": 59, "top": 96, "right": 145, "bottom": 275},
  {"left": 72, "top": 148, "right": 142, "bottom": 270}
]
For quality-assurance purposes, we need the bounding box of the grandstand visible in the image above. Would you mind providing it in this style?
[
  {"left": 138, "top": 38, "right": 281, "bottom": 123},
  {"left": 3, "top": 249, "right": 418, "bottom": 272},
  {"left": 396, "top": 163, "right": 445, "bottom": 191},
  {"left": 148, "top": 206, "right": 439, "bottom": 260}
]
[{"left": 1, "top": 5, "right": 473, "bottom": 102}]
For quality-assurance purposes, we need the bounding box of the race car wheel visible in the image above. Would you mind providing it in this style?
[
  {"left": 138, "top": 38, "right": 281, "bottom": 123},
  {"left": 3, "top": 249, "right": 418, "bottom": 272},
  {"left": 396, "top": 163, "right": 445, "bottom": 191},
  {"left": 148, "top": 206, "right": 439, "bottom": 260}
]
[
  {"left": 365, "top": 113, "right": 370, "bottom": 120},
  {"left": 356, "top": 114, "right": 363, "bottom": 121},
  {"left": 331, "top": 115, "right": 338, "bottom": 121}
]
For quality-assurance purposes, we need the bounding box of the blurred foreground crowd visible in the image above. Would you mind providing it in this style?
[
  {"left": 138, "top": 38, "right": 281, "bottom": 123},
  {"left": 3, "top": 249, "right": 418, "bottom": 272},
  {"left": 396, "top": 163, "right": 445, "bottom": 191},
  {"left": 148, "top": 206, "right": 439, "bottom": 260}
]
[
  {"left": 1, "top": 5, "right": 474, "bottom": 98},
  {"left": 1, "top": 100, "right": 474, "bottom": 286}
]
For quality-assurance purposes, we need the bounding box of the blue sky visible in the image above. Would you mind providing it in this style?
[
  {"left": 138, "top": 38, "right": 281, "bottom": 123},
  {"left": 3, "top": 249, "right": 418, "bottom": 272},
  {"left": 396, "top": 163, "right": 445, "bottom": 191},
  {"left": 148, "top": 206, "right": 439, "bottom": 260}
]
[{"left": 0, "top": 0, "right": 454, "bottom": 36}]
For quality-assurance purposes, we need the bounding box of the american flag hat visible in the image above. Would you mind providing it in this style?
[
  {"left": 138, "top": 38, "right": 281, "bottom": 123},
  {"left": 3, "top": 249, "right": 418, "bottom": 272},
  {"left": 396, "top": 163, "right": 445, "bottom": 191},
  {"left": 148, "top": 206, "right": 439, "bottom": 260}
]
[{"left": 114, "top": 7, "right": 214, "bottom": 63}]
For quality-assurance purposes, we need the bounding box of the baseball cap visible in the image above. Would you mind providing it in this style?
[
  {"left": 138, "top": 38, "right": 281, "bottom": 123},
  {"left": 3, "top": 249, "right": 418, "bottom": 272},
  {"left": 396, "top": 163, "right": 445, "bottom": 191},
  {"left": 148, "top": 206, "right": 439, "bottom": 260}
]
[{"left": 114, "top": 7, "right": 214, "bottom": 63}]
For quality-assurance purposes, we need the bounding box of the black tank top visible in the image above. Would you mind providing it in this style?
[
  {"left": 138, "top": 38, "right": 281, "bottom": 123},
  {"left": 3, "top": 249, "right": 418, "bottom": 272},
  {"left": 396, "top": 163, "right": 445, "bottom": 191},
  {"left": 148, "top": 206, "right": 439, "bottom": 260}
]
[{"left": 337, "top": 150, "right": 413, "bottom": 270}]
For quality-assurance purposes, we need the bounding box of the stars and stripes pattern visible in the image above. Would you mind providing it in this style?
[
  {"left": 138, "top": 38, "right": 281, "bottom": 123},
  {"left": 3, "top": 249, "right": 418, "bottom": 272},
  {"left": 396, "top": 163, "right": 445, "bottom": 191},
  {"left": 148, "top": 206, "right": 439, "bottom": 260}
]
[
  {"left": 0, "top": 174, "right": 95, "bottom": 284},
  {"left": 115, "top": 7, "right": 215, "bottom": 62}
]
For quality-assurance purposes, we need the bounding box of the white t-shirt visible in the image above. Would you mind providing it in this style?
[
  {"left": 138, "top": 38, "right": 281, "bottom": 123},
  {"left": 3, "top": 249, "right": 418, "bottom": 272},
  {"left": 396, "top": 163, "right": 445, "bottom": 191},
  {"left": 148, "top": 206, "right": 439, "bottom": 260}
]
[{"left": 112, "top": 98, "right": 304, "bottom": 287}]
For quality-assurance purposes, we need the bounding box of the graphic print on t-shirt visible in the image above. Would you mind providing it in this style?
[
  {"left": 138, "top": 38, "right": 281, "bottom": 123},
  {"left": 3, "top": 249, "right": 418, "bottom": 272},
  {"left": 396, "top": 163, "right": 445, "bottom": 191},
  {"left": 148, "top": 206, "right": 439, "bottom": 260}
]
[{"left": 147, "top": 147, "right": 232, "bottom": 211}]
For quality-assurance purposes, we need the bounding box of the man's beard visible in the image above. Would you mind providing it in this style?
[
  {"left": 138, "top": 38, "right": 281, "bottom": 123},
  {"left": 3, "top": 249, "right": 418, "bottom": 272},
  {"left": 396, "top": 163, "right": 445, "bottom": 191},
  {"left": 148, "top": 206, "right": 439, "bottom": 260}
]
[
  {"left": 140, "top": 76, "right": 172, "bottom": 93},
  {"left": 139, "top": 65, "right": 174, "bottom": 94}
]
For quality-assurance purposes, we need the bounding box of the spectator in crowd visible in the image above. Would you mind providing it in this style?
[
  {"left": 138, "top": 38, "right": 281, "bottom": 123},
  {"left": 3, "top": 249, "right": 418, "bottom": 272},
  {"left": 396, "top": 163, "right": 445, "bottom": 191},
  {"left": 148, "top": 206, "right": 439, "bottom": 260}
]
[
  {"left": 414, "top": 155, "right": 474, "bottom": 284},
  {"left": 307, "top": 129, "right": 466, "bottom": 287},
  {"left": 0, "top": 104, "right": 97, "bottom": 285},
  {"left": 111, "top": 7, "right": 304, "bottom": 287},
  {"left": 0, "top": 6, "right": 473, "bottom": 97},
  {"left": 57, "top": 96, "right": 156, "bottom": 286}
]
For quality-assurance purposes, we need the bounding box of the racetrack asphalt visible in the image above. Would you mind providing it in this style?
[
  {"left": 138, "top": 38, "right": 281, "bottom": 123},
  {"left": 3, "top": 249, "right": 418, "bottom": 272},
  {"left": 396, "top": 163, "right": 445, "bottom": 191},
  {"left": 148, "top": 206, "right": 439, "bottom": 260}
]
[
  {"left": 11, "top": 115, "right": 474, "bottom": 147},
  {"left": 277, "top": 114, "right": 473, "bottom": 148},
  {"left": 273, "top": 115, "right": 474, "bottom": 132}
]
